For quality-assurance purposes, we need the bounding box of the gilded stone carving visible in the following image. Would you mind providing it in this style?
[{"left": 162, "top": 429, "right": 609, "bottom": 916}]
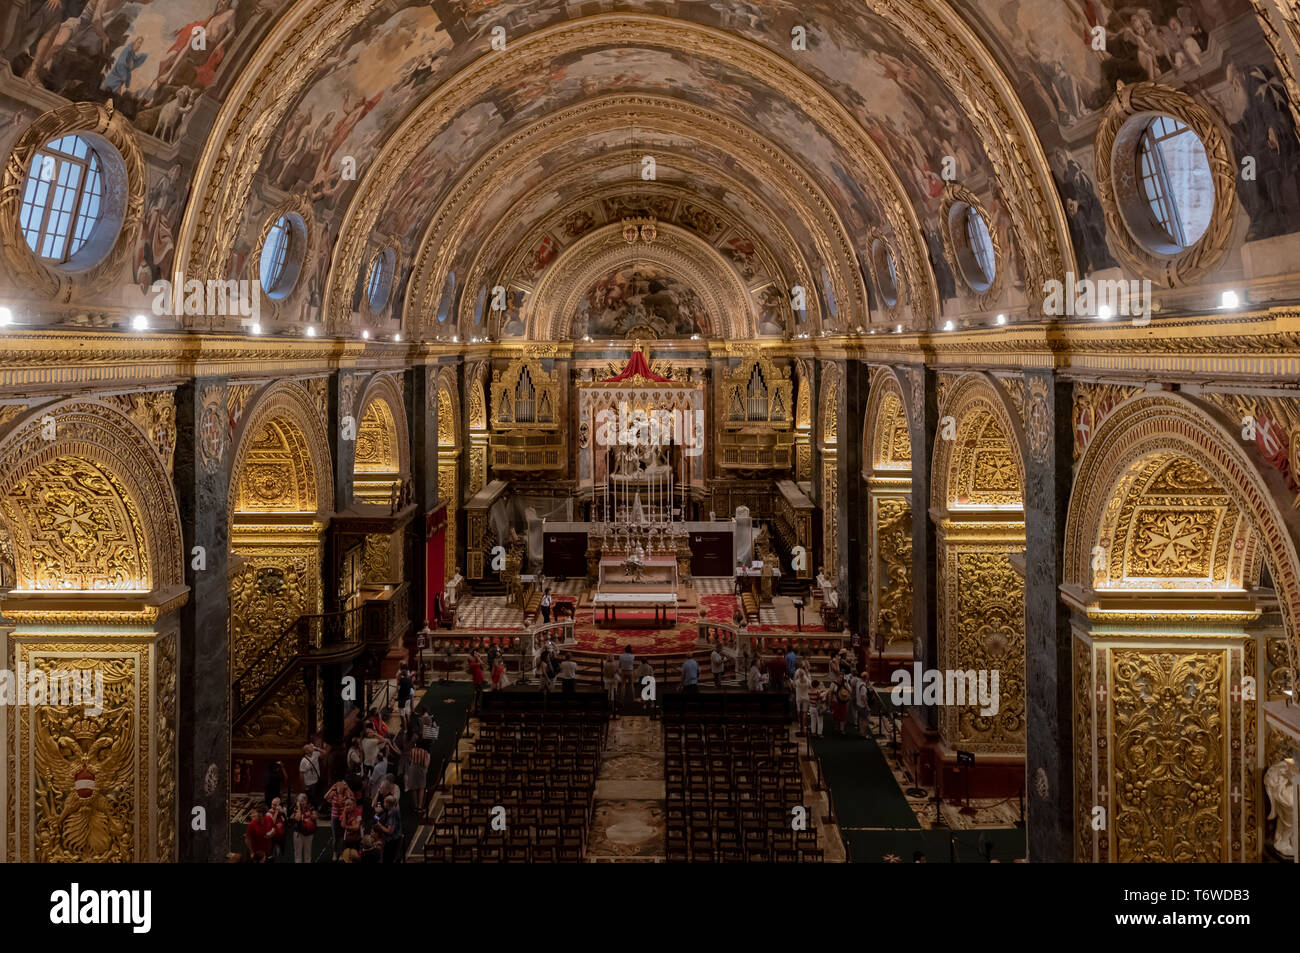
[
  {"left": 1111, "top": 649, "right": 1225, "bottom": 863},
  {"left": 1074, "top": 634, "right": 1094, "bottom": 862},
  {"left": 942, "top": 547, "right": 1026, "bottom": 752},
  {"left": 1072, "top": 382, "right": 1143, "bottom": 462},
  {"left": 156, "top": 632, "right": 177, "bottom": 862},
  {"left": 199, "top": 384, "right": 227, "bottom": 475},
  {"left": 875, "top": 499, "right": 913, "bottom": 645},
  {"left": 1, "top": 457, "right": 149, "bottom": 592},
  {"left": 1025, "top": 377, "right": 1051, "bottom": 464},
  {"left": 229, "top": 381, "right": 333, "bottom": 519},
  {"left": 100, "top": 391, "right": 177, "bottom": 477},
  {"left": 31, "top": 657, "right": 137, "bottom": 862}
]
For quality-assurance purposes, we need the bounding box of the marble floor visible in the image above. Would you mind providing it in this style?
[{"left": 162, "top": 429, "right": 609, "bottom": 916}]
[{"left": 586, "top": 716, "right": 667, "bottom": 861}]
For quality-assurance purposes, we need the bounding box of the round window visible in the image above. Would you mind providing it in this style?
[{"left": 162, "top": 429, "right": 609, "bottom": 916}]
[
  {"left": 259, "top": 213, "right": 306, "bottom": 300},
  {"left": 366, "top": 246, "right": 396, "bottom": 312},
  {"left": 19, "top": 133, "right": 124, "bottom": 270},
  {"left": 1129, "top": 115, "right": 1214, "bottom": 254},
  {"left": 948, "top": 203, "right": 996, "bottom": 293},
  {"left": 871, "top": 240, "right": 899, "bottom": 307}
]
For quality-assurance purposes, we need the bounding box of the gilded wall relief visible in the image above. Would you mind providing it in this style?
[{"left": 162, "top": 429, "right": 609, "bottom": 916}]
[
  {"left": 1, "top": 456, "right": 150, "bottom": 592},
  {"left": 1111, "top": 649, "right": 1226, "bottom": 863},
  {"left": 1072, "top": 383, "right": 1143, "bottom": 461},
  {"left": 1073, "top": 632, "right": 1095, "bottom": 862},
  {"left": 99, "top": 392, "right": 177, "bottom": 477},
  {"left": 875, "top": 498, "right": 913, "bottom": 645},
  {"left": 941, "top": 546, "right": 1026, "bottom": 752},
  {"left": 228, "top": 546, "right": 319, "bottom": 688},
  {"left": 29, "top": 655, "right": 137, "bottom": 862}
]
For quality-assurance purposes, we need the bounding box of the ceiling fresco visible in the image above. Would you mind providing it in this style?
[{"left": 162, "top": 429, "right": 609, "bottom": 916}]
[{"left": 1, "top": 0, "right": 1298, "bottom": 337}]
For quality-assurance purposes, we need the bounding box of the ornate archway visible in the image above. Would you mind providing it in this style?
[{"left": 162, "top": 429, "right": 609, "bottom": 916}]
[
  {"left": 863, "top": 367, "right": 914, "bottom": 657},
  {"left": 352, "top": 373, "right": 411, "bottom": 506},
  {"left": 819, "top": 363, "right": 843, "bottom": 586},
  {"left": 524, "top": 222, "right": 757, "bottom": 342},
  {"left": 929, "top": 373, "right": 1027, "bottom": 786},
  {"left": 435, "top": 366, "right": 462, "bottom": 584},
  {"left": 1062, "top": 391, "right": 1300, "bottom": 863},
  {"left": 0, "top": 398, "right": 185, "bottom": 862},
  {"left": 226, "top": 380, "right": 333, "bottom": 756}
]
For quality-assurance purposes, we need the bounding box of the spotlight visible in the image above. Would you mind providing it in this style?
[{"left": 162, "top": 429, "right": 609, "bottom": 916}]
[
  {"left": 394, "top": 333, "right": 402, "bottom": 342},
  {"left": 995, "top": 313, "right": 1006, "bottom": 325},
  {"left": 131, "top": 314, "right": 149, "bottom": 331},
  {"left": 305, "top": 325, "right": 317, "bottom": 337},
  {"left": 1220, "top": 290, "right": 1240, "bottom": 310},
  {"left": 1097, "top": 305, "right": 1113, "bottom": 320},
  {"left": 0, "top": 307, "right": 11, "bottom": 327},
  {"left": 895, "top": 324, "right": 902, "bottom": 333},
  {"left": 943, "top": 320, "right": 955, "bottom": 331},
  {"left": 362, "top": 330, "right": 370, "bottom": 340},
  {"left": 249, "top": 322, "right": 262, "bottom": 335},
  {"left": 452, "top": 335, "right": 459, "bottom": 343}
]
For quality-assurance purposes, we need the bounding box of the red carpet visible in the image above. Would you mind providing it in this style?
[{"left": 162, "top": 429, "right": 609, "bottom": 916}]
[{"left": 441, "top": 593, "right": 834, "bottom": 658}]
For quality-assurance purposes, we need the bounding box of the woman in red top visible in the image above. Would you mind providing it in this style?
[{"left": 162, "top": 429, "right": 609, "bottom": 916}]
[
  {"left": 341, "top": 797, "right": 363, "bottom": 856},
  {"left": 469, "top": 654, "right": 485, "bottom": 710}
]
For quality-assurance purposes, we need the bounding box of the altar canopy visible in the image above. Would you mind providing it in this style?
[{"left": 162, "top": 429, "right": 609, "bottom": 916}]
[{"left": 576, "top": 347, "right": 705, "bottom": 509}]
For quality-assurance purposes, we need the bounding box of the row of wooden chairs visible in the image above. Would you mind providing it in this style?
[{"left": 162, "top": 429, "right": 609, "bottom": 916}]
[
  {"left": 440, "top": 803, "right": 592, "bottom": 828},
  {"left": 667, "top": 844, "right": 824, "bottom": 863},
  {"left": 426, "top": 844, "right": 584, "bottom": 863}
]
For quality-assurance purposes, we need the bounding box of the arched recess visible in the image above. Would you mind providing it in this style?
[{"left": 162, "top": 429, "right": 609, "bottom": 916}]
[
  {"left": 793, "top": 358, "right": 814, "bottom": 482},
  {"left": 929, "top": 373, "right": 1027, "bottom": 784},
  {"left": 226, "top": 380, "right": 333, "bottom": 756},
  {"left": 351, "top": 373, "right": 412, "bottom": 591},
  {"left": 818, "top": 363, "right": 843, "bottom": 591},
  {"left": 863, "top": 367, "right": 914, "bottom": 658},
  {"left": 435, "top": 366, "right": 462, "bottom": 585},
  {"left": 352, "top": 373, "right": 411, "bottom": 507},
  {"left": 525, "top": 222, "right": 756, "bottom": 341},
  {"left": 1062, "top": 392, "right": 1300, "bottom": 863},
  {"left": 0, "top": 399, "right": 185, "bottom": 862}
]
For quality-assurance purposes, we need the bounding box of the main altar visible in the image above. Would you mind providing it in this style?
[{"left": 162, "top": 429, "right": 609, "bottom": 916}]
[{"left": 571, "top": 345, "right": 704, "bottom": 627}]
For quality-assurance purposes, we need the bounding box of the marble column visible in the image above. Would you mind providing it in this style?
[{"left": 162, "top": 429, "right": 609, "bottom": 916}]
[
  {"left": 1022, "top": 371, "right": 1075, "bottom": 862},
  {"left": 907, "top": 365, "right": 940, "bottom": 726},
  {"left": 174, "top": 378, "right": 231, "bottom": 863},
  {"left": 407, "top": 364, "right": 441, "bottom": 631},
  {"left": 840, "top": 360, "right": 869, "bottom": 634}
]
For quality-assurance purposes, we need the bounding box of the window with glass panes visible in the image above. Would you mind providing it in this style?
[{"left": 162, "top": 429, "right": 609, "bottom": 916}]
[{"left": 19, "top": 135, "right": 104, "bottom": 264}]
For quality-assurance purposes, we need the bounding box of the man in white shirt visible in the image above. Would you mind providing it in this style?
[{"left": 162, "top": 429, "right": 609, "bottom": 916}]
[
  {"left": 709, "top": 646, "right": 726, "bottom": 688},
  {"left": 299, "top": 743, "right": 322, "bottom": 808},
  {"left": 558, "top": 653, "right": 578, "bottom": 693}
]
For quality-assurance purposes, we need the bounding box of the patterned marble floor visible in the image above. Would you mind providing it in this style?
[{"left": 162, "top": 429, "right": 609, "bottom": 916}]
[
  {"left": 586, "top": 716, "right": 667, "bottom": 861},
  {"left": 871, "top": 725, "right": 1025, "bottom": 830}
]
